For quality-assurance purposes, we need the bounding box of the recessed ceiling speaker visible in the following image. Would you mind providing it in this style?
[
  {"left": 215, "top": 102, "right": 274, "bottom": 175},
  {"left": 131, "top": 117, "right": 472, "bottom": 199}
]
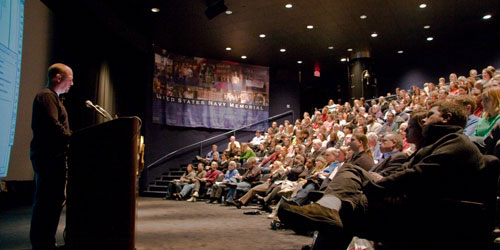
[{"left": 205, "top": 0, "right": 228, "bottom": 20}]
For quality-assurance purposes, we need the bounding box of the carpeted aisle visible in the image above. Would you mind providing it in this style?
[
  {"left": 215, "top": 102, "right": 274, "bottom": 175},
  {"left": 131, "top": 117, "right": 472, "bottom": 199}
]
[
  {"left": 0, "top": 197, "right": 311, "bottom": 250},
  {"left": 136, "top": 197, "right": 311, "bottom": 250}
]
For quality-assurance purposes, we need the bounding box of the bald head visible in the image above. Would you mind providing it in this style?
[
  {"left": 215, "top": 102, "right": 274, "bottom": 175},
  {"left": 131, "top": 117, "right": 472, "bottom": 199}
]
[{"left": 47, "top": 63, "right": 74, "bottom": 95}]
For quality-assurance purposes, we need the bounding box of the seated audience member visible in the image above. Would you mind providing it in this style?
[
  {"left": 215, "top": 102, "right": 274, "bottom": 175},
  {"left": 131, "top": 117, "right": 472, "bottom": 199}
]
[
  {"left": 317, "top": 148, "right": 347, "bottom": 190},
  {"left": 264, "top": 127, "right": 274, "bottom": 141},
  {"left": 327, "top": 99, "right": 336, "bottom": 113},
  {"left": 259, "top": 145, "right": 285, "bottom": 174},
  {"left": 401, "top": 111, "right": 427, "bottom": 157},
  {"left": 196, "top": 161, "right": 221, "bottom": 196},
  {"left": 482, "top": 68, "right": 494, "bottom": 88},
  {"left": 438, "top": 88, "right": 449, "bottom": 100},
  {"left": 353, "top": 125, "right": 367, "bottom": 135},
  {"left": 331, "top": 123, "right": 345, "bottom": 140},
  {"left": 233, "top": 157, "right": 261, "bottom": 194},
  {"left": 290, "top": 156, "right": 330, "bottom": 205},
  {"left": 394, "top": 103, "right": 409, "bottom": 122},
  {"left": 323, "top": 114, "right": 334, "bottom": 131},
  {"left": 278, "top": 101, "right": 481, "bottom": 250},
  {"left": 285, "top": 124, "right": 295, "bottom": 138},
  {"left": 370, "top": 132, "right": 404, "bottom": 172},
  {"left": 379, "top": 112, "right": 399, "bottom": 136},
  {"left": 186, "top": 163, "right": 207, "bottom": 202},
  {"left": 471, "top": 88, "right": 484, "bottom": 117},
  {"left": 473, "top": 87, "right": 500, "bottom": 138},
  {"left": 369, "top": 104, "right": 384, "bottom": 122},
  {"left": 264, "top": 155, "right": 310, "bottom": 213},
  {"left": 337, "top": 123, "right": 354, "bottom": 147},
  {"left": 366, "top": 132, "right": 379, "bottom": 162},
  {"left": 326, "top": 130, "right": 339, "bottom": 149},
  {"left": 225, "top": 136, "right": 241, "bottom": 159},
  {"left": 238, "top": 143, "right": 256, "bottom": 163},
  {"left": 208, "top": 161, "right": 241, "bottom": 204},
  {"left": 398, "top": 123, "right": 412, "bottom": 153},
  {"left": 258, "top": 155, "right": 307, "bottom": 210},
  {"left": 169, "top": 164, "right": 197, "bottom": 200},
  {"left": 197, "top": 144, "right": 219, "bottom": 164},
  {"left": 284, "top": 154, "right": 306, "bottom": 182},
  {"left": 234, "top": 161, "right": 286, "bottom": 208},
  {"left": 347, "top": 133, "right": 375, "bottom": 171},
  {"left": 255, "top": 143, "right": 268, "bottom": 158},
  {"left": 481, "top": 119, "right": 500, "bottom": 155},
  {"left": 271, "top": 121, "right": 279, "bottom": 134},
  {"left": 453, "top": 95, "right": 479, "bottom": 136},
  {"left": 308, "top": 139, "right": 325, "bottom": 160},
  {"left": 321, "top": 106, "right": 329, "bottom": 122},
  {"left": 219, "top": 153, "right": 229, "bottom": 172},
  {"left": 249, "top": 130, "right": 264, "bottom": 148},
  {"left": 275, "top": 125, "right": 287, "bottom": 141}
]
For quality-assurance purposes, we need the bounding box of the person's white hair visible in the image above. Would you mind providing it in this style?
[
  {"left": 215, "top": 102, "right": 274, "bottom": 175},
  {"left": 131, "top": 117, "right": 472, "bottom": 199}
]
[
  {"left": 312, "top": 139, "right": 322, "bottom": 145},
  {"left": 366, "top": 132, "right": 378, "bottom": 142}
]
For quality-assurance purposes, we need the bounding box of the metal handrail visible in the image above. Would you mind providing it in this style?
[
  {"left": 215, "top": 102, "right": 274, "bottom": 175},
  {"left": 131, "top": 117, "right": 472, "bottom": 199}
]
[{"left": 146, "top": 110, "right": 294, "bottom": 169}]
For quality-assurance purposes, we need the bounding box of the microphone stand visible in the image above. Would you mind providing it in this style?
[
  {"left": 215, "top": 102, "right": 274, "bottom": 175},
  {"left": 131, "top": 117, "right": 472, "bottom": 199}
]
[{"left": 96, "top": 105, "right": 114, "bottom": 121}]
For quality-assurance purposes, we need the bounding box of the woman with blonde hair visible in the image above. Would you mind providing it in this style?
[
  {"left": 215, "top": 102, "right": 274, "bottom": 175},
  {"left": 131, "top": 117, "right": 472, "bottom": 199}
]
[{"left": 473, "top": 87, "right": 500, "bottom": 138}]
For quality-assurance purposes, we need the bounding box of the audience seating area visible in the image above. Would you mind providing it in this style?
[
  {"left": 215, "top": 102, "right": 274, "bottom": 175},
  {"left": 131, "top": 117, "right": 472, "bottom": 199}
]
[{"left": 148, "top": 65, "right": 500, "bottom": 249}]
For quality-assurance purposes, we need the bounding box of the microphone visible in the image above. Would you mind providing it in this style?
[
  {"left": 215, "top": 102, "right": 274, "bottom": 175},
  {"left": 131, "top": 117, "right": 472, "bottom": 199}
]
[{"left": 85, "top": 100, "right": 110, "bottom": 120}]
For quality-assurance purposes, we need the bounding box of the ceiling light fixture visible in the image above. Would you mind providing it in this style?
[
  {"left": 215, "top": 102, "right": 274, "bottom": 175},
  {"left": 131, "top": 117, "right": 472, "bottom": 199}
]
[
  {"left": 419, "top": 3, "right": 427, "bottom": 8},
  {"left": 371, "top": 32, "right": 378, "bottom": 37},
  {"left": 297, "top": 61, "right": 303, "bottom": 64},
  {"left": 151, "top": 8, "right": 160, "bottom": 13},
  {"left": 328, "top": 46, "right": 334, "bottom": 50},
  {"left": 259, "top": 34, "right": 266, "bottom": 38},
  {"left": 340, "top": 58, "right": 347, "bottom": 62},
  {"left": 241, "top": 55, "right": 247, "bottom": 59},
  {"left": 347, "top": 48, "right": 353, "bottom": 52},
  {"left": 226, "top": 47, "right": 232, "bottom": 51},
  {"left": 397, "top": 50, "right": 404, "bottom": 54},
  {"left": 280, "top": 48, "right": 286, "bottom": 52},
  {"left": 424, "top": 25, "right": 431, "bottom": 29},
  {"left": 360, "top": 15, "right": 367, "bottom": 19},
  {"left": 483, "top": 14, "right": 492, "bottom": 20},
  {"left": 285, "top": 3, "right": 293, "bottom": 8},
  {"left": 426, "top": 37, "right": 434, "bottom": 41},
  {"left": 225, "top": 10, "right": 233, "bottom": 15},
  {"left": 307, "top": 25, "right": 314, "bottom": 29}
]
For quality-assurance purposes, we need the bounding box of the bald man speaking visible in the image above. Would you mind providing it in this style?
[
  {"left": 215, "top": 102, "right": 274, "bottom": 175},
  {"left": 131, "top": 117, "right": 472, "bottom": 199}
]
[{"left": 30, "top": 63, "right": 74, "bottom": 250}]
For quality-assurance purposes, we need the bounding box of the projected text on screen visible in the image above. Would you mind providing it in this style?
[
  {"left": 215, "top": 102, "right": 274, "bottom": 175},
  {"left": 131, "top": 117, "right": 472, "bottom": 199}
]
[{"left": 0, "top": 0, "right": 24, "bottom": 177}]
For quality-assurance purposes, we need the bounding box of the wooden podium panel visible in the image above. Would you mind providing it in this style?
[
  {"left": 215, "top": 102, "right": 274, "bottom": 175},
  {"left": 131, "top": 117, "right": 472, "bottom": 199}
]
[{"left": 66, "top": 117, "right": 140, "bottom": 250}]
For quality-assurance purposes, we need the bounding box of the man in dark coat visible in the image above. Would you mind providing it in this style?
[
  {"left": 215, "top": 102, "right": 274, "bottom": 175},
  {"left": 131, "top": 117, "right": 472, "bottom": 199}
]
[{"left": 279, "top": 101, "right": 485, "bottom": 249}]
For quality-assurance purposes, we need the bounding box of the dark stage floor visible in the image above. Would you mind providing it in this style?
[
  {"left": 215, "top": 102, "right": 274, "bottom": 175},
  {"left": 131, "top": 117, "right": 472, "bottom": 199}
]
[{"left": 0, "top": 197, "right": 312, "bottom": 250}]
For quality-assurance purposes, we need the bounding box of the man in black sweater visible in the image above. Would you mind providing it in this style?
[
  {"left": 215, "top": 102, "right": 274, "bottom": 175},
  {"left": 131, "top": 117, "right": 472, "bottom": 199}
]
[{"left": 30, "top": 63, "right": 73, "bottom": 250}]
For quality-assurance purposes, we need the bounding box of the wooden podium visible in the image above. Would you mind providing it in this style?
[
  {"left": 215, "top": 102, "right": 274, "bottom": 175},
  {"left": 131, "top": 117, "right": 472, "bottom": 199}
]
[{"left": 66, "top": 117, "right": 140, "bottom": 250}]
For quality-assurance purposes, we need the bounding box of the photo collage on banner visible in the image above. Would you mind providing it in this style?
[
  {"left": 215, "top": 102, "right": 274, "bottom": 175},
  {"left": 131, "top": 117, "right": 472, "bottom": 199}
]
[{"left": 152, "top": 47, "right": 269, "bottom": 130}]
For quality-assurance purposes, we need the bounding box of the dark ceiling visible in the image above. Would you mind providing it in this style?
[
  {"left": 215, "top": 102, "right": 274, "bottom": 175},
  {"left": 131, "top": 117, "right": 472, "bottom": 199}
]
[{"left": 44, "top": 0, "right": 499, "bottom": 69}]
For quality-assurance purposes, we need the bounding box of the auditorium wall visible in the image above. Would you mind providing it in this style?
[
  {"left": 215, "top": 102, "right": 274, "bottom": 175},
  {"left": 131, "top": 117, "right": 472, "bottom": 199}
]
[
  {"left": 376, "top": 36, "right": 500, "bottom": 94},
  {"left": 142, "top": 67, "right": 301, "bottom": 191}
]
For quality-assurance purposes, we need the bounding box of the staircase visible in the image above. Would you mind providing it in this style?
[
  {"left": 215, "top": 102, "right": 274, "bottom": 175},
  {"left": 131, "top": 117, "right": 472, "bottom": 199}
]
[{"left": 142, "top": 164, "right": 188, "bottom": 197}]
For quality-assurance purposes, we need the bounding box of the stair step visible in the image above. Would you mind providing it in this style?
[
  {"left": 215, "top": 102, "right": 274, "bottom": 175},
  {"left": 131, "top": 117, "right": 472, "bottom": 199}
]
[
  {"left": 141, "top": 190, "right": 167, "bottom": 197},
  {"left": 165, "top": 167, "right": 181, "bottom": 173},
  {"left": 169, "top": 171, "right": 185, "bottom": 176},
  {"left": 161, "top": 175, "right": 182, "bottom": 181},
  {"left": 155, "top": 180, "right": 169, "bottom": 185},
  {"left": 149, "top": 185, "right": 168, "bottom": 192}
]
